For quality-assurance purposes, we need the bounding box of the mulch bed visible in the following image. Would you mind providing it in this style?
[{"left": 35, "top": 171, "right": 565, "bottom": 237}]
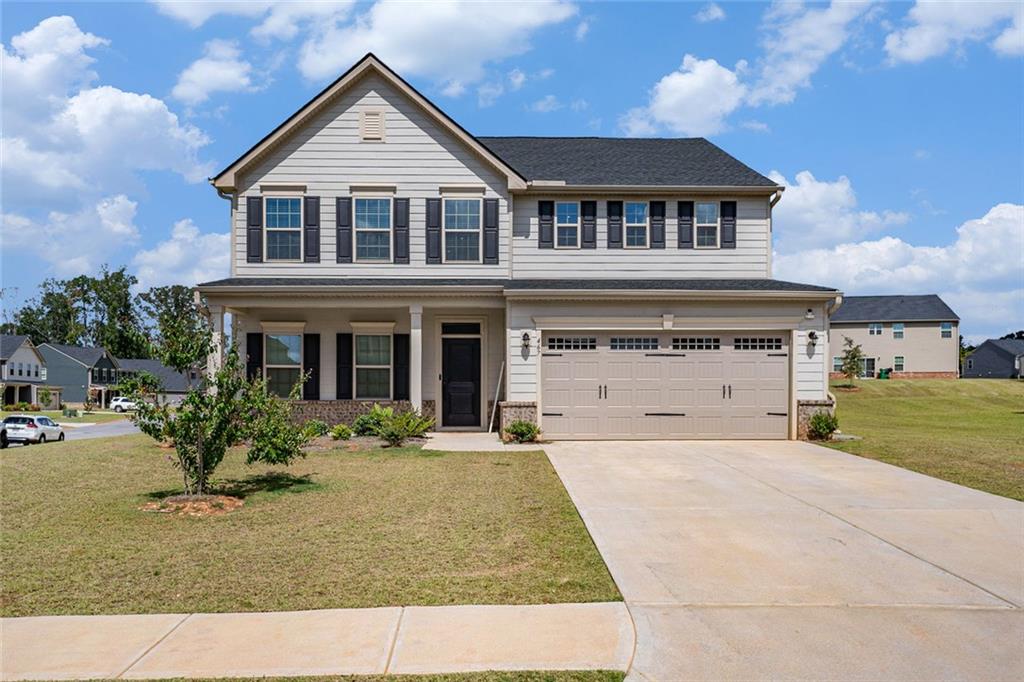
[
  {"left": 140, "top": 494, "right": 244, "bottom": 517},
  {"left": 301, "top": 435, "right": 427, "bottom": 452}
]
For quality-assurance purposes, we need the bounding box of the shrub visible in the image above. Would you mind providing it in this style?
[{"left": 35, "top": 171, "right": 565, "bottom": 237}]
[
  {"left": 302, "top": 419, "right": 330, "bottom": 439},
  {"left": 352, "top": 403, "right": 394, "bottom": 436},
  {"left": 62, "top": 407, "right": 79, "bottom": 418},
  {"left": 28, "top": 404, "right": 41, "bottom": 412},
  {"left": 377, "top": 410, "right": 435, "bottom": 447},
  {"left": 808, "top": 411, "right": 839, "bottom": 440},
  {"left": 330, "top": 423, "right": 353, "bottom": 441},
  {"left": 2, "top": 403, "right": 16, "bottom": 411},
  {"left": 504, "top": 420, "right": 540, "bottom": 443}
]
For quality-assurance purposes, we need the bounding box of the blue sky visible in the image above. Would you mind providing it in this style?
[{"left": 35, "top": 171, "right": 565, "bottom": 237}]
[{"left": 1, "top": 1, "right": 1022, "bottom": 341}]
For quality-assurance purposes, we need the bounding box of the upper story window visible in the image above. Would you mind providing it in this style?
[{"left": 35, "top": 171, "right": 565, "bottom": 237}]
[
  {"left": 624, "top": 202, "right": 648, "bottom": 248},
  {"left": 34, "top": 364, "right": 39, "bottom": 378},
  {"left": 444, "top": 198, "right": 481, "bottom": 262},
  {"left": 695, "top": 202, "right": 720, "bottom": 248},
  {"left": 264, "top": 333, "right": 302, "bottom": 398},
  {"left": 354, "top": 197, "right": 391, "bottom": 261},
  {"left": 940, "top": 322, "right": 953, "bottom": 339},
  {"left": 555, "top": 202, "right": 580, "bottom": 248},
  {"left": 265, "top": 197, "right": 302, "bottom": 261},
  {"left": 893, "top": 323, "right": 905, "bottom": 339},
  {"left": 868, "top": 323, "right": 882, "bottom": 335}
]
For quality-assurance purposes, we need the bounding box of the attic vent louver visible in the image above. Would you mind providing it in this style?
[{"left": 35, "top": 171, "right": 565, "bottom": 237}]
[{"left": 360, "top": 111, "right": 384, "bottom": 141}]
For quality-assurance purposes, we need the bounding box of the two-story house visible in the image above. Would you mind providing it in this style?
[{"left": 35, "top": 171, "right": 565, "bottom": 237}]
[
  {"left": 37, "top": 343, "right": 121, "bottom": 407},
  {"left": 0, "top": 335, "right": 62, "bottom": 408},
  {"left": 829, "top": 295, "right": 960, "bottom": 379},
  {"left": 197, "top": 54, "right": 841, "bottom": 440}
]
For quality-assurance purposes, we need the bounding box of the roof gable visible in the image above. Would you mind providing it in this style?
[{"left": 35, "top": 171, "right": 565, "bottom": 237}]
[
  {"left": 39, "top": 343, "right": 116, "bottom": 368},
  {"left": 212, "top": 53, "right": 526, "bottom": 191},
  {"left": 831, "top": 294, "right": 959, "bottom": 323}
]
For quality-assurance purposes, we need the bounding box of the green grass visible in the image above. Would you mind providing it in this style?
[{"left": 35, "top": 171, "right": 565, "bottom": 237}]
[
  {"left": 826, "top": 379, "right": 1024, "bottom": 500},
  {"left": 1, "top": 410, "right": 127, "bottom": 424},
  {"left": 0, "top": 435, "right": 620, "bottom": 617}
]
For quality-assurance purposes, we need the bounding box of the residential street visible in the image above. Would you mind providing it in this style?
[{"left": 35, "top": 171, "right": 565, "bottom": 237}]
[{"left": 63, "top": 419, "right": 140, "bottom": 441}]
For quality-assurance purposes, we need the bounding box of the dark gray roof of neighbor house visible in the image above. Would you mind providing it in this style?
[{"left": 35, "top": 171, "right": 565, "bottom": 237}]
[
  {"left": 987, "top": 338, "right": 1024, "bottom": 356},
  {"left": 40, "top": 343, "right": 110, "bottom": 367},
  {"left": 196, "top": 277, "right": 836, "bottom": 292},
  {"left": 830, "top": 295, "right": 959, "bottom": 323},
  {"left": 477, "top": 137, "right": 779, "bottom": 187},
  {"left": 0, "top": 335, "right": 29, "bottom": 360},
  {"left": 117, "top": 358, "right": 192, "bottom": 393}
]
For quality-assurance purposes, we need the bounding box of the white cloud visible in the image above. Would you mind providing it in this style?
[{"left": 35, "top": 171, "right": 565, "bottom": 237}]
[
  {"left": 297, "top": 0, "right": 576, "bottom": 87},
  {"left": 774, "top": 203, "right": 1024, "bottom": 339},
  {"left": 769, "top": 170, "right": 910, "bottom": 252},
  {"left": 132, "top": 219, "right": 231, "bottom": 290},
  {"left": 477, "top": 81, "right": 504, "bottom": 107},
  {"left": 151, "top": 1, "right": 272, "bottom": 28},
  {"left": 172, "top": 39, "right": 257, "bottom": 105},
  {"left": 570, "top": 98, "right": 588, "bottom": 112},
  {"left": 620, "top": 55, "right": 746, "bottom": 136},
  {"left": 694, "top": 3, "right": 726, "bottom": 23},
  {"left": 575, "top": 19, "right": 590, "bottom": 41},
  {"left": 152, "top": 1, "right": 355, "bottom": 40},
  {"left": 508, "top": 67, "right": 527, "bottom": 90},
  {"left": 529, "top": 94, "right": 563, "bottom": 112},
  {"left": 885, "top": 1, "right": 1024, "bottom": 63},
  {"left": 740, "top": 119, "right": 770, "bottom": 133}
]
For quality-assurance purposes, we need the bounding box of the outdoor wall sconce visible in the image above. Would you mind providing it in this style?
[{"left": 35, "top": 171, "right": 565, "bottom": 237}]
[
  {"left": 521, "top": 332, "right": 531, "bottom": 350},
  {"left": 807, "top": 330, "right": 819, "bottom": 345},
  {"left": 805, "top": 308, "right": 815, "bottom": 320}
]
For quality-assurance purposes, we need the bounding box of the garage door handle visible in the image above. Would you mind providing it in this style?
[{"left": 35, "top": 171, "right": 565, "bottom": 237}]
[
  {"left": 766, "top": 412, "right": 787, "bottom": 417},
  {"left": 728, "top": 384, "right": 732, "bottom": 399},
  {"left": 645, "top": 412, "right": 686, "bottom": 417},
  {"left": 722, "top": 384, "right": 726, "bottom": 399},
  {"left": 542, "top": 412, "right": 563, "bottom": 417},
  {"left": 767, "top": 353, "right": 788, "bottom": 357},
  {"left": 644, "top": 352, "right": 686, "bottom": 357},
  {"left": 542, "top": 352, "right": 562, "bottom": 357}
]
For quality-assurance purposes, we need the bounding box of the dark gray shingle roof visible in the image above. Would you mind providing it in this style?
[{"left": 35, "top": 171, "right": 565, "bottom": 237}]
[
  {"left": 117, "top": 358, "right": 192, "bottom": 393},
  {"left": 831, "top": 295, "right": 959, "bottom": 323},
  {"left": 0, "top": 335, "right": 29, "bottom": 360},
  {"left": 477, "top": 137, "right": 779, "bottom": 187},
  {"left": 197, "top": 277, "right": 835, "bottom": 292},
  {"left": 41, "top": 343, "right": 110, "bottom": 367},
  {"left": 988, "top": 338, "right": 1024, "bottom": 356}
]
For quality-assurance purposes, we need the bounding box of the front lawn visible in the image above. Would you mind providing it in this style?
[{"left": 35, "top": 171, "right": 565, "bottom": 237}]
[
  {"left": 827, "top": 379, "right": 1024, "bottom": 500},
  {"left": 1, "top": 410, "right": 127, "bottom": 424},
  {"left": 0, "top": 435, "right": 619, "bottom": 617}
]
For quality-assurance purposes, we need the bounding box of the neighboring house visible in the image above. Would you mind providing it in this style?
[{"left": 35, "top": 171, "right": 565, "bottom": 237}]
[
  {"left": 962, "top": 339, "right": 1024, "bottom": 379},
  {"left": 196, "top": 54, "right": 840, "bottom": 440},
  {"left": 37, "top": 343, "right": 121, "bottom": 407},
  {"left": 116, "top": 358, "right": 196, "bottom": 405},
  {"left": 0, "top": 335, "right": 62, "bottom": 408},
  {"left": 829, "top": 295, "right": 960, "bottom": 379}
]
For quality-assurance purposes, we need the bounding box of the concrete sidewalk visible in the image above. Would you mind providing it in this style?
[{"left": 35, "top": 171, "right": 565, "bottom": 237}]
[
  {"left": 422, "top": 431, "right": 541, "bottom": 452},
  {"left": 1, "top": 602, "right": 633, "bottom": 680}
]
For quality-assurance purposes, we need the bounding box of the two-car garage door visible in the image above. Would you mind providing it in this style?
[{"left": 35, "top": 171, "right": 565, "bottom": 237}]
[{"left": 540, "top": 332, "right": 790, "bottom": 439}]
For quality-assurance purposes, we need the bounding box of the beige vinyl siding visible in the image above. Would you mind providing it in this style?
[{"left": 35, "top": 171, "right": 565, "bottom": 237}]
[
  {"left": 509, "top": 196, "right": 771, "bottom": 279},
  {"left": 830, "top": 321, "right": 960, "bottom": 373},
  {"left": 233, "top": 73, "right": 511, "bottom": 278}
]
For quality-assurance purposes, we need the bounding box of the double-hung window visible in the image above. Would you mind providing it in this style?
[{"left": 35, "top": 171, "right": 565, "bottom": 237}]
[
  {"left": 444, "top": 198, "right": 481, "bottom": 262},
  {"left": 833, "top": 356, "right": 843, "bottom": 372},
  {"left": 940, "top": 322, "right": 953, "bottom": 339},
  {"left": 355, "top": 335, "right": 391, "bottom": 399},
  {"left": 893, "top": 323, "right": 905, "bottom": 339},
  {"left": 555, "top": 202, "right": 580, "bottom": 248},
  {"left": 265, "top": 197, "right": 302, "bottom": 261},
  {"left": 695, "top": 202, "right": 719, "bottom": 248},
  {"left": 624, "top": 201, "right": 648, "bottom": 248},
  {"left": 265, "top": 333, "right": 302, "bottom": 398},
  {"left": 354, "top": 197, "right": 391, "bottom": 261},
  {"left": 894, "top": 356, "right": 905, "bottom": 372},
  {"left": 868, "top": 323, "right": 882, "bottom": 336}
]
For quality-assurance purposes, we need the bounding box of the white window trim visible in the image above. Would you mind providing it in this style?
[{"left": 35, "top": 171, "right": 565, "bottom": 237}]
[
  {"left": 353, "top": 333, "right": 393, "bottom": 401},
  {"left": 833, "top": 356, "right": 843, "bottom": 372},
  {"left": 263, "top": 331, "right": 303, "bottom": 399},
  {"left": 940, "top": 322, "right": 953, "bottom": 338},
  {"left": 894, "top": 355, "right": 905, "bottom": 372},
  {"left": 353, "top": 195, "right": 393, "bottom": 263},
  {"left": 554, "top": 201, "right": 581, "bottom": 249},
  {"left": 694, "top": 200, "right": 721, "bottom": 249},
  {"left": 442, "top": 196, "right": 483, "bottom": 264},
  {"left": 893, "top": 323, "right": 905, "bottom": 339},
  {"left": 623, "top": 200, "right": 649, "bottom": 249},
  {"left": 263, "top": 196, "right": 304, "bottom": 263},
  {"left": 868, "top": 323, "right": 883, "bottom": 336}
]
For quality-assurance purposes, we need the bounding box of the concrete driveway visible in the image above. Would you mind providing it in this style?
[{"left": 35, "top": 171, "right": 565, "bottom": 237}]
[{"left": 544, "top": 440, "right": 1024, "bottom": 681}]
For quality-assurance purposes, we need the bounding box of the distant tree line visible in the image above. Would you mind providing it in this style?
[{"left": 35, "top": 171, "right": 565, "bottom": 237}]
[{"left": 0, "top": 266, "right": 203, "bottom": 359}]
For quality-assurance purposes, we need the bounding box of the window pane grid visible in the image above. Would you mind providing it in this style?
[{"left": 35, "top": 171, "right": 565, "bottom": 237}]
[
  {"left": 672, "top": 337, "right": 720, "bottom": 351},
  {"left": 734, "top": 337, "right": 783, "bottom": 351},
  {"left": 265, "top": 198, "right": 301, "bottom": 228},
  {"left": 265, "top": 197, "right": 301, "bottom": 260},
  {"left": 940, "top": 322, "right": 952, "bottom": 338},
  {"left": 355, "top": 334, "right": 391, "bottom": 400},
  {"left": 444, "top": 199, "right": 481, "bottom": 261},
  {"left": 894, "top": 356, "right": 905, "bottom": 371},
  {"left": 893, "top": 323, "right": 904, "bottom": 339},
  {"left": 547, "top": 337, "right": 597, "bottom": 351},
  {"left": 610, "top": 337, "right": 659, "bottom": 351}
]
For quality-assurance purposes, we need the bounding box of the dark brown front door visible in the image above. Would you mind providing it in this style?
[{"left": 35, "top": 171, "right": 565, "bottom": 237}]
[{"left": 441, "top": 337, "right": 481, "bottom": 427}]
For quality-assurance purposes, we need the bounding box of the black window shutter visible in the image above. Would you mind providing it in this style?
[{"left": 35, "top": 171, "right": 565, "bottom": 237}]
[
  {"left": 426, "top": 198, "right": 442, "bottom": 264},
  {"left": 483, "top": 198, "right": 499, "bottom": 264},
  {"left": 245, "top": 333, "right": 263, "bottom": 381},
  {"left": 246, "top": 197, "right": 263, "bottom": 263},
  {"left": 302, "top": 333, "right": 320, "bottom": 400},
  {"left": 336, "top": 333, "right": 353, "bottom": 399},
  {"left": 393, "top": 198, "right": 410, "bottom": 264},
  {"left": 538, "top": 200, "right": 554, "bottom": 249},
  {"left": 607, "top": 201, "right": 623, "bottom": 249},
  {"left": 678, "top": 201, "right": 694, "bottom": 249},
  {"left": 721, "top": 201, "right": 737, "bottom": 249},
  {"left": 336, "top": 197, "right": 352, "bottom": 263},
  {"left": 581, "top": 201, "right": 597, "bottom": 248},
  {"left": 393, "top": 333, "right": 410, "bottom": 400},
  {"left": 304, "top": 196, "right": 320, "bottom": 263},
  {"left": 650, "top": 201, "right": 666, "bottom": 249}
]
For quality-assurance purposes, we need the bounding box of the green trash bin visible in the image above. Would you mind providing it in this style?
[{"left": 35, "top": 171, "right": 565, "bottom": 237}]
[{"left": 879, "top": 368, "right": 891, "bottom": 380}]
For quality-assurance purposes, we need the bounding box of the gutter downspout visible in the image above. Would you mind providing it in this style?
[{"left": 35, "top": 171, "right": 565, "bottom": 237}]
[
  {"left": 770, "top": 187, "right": 784, "bottom": 208},
  {"left": 825, "top": 294, "right": 843, "bottom": 410}
]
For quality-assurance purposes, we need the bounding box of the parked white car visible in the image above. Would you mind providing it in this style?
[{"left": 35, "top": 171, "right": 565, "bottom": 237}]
[
  {"left": 110, "top": 397, "right": 137, "bottom": 413},
  {"left": 2, "top": 415, "right": 65, "bottom": 444}
]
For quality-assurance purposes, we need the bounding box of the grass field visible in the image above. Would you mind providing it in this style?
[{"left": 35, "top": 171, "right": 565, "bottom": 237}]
[
  {"left": 0, "top": 435, "right": 619, "bottom": 617},
  {"left": 118, "top": 673, "right": 624, "bottom": 682},
  {"left": 827, "top": 379, "right": 1024, "bottom": 500},
  {"left": 1, "top": 410, "right": 127, "bottom": 424}
]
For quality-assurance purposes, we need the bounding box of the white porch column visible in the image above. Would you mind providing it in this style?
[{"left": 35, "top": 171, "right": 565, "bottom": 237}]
[
  {"left": 409, "top": 304, "right": 423, "bottom": 412},
  {"left": 208, "top": 304, "right": 225, "bottom": 381}
]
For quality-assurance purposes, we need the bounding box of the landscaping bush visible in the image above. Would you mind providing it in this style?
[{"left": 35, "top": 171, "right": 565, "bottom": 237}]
[
  {"left": 808, "top": 411, "right": 839, "bottom": 440},
  {"left": 352, "top": 403, "right": 393, "bottom": 436},
  {"left": 377, "top": 410, "right": 435, "bottom": 447},
  {"left": 330, "top": 423, "right": 352, "bottom": 441},
  {"left": 62, "top": 407, "right": 79, "bottom": 418},
  {"left": 302, "top": 419, "right": 330, "bottom": 439},
  {"left": 2, "top": 403, "right": 16, "bottom": 412},
  {"left": 28, "top": 404, "right": 41, "bottom": 412},
  {"left": 504, "top": 420, "right": 541, "bottom": 443}
]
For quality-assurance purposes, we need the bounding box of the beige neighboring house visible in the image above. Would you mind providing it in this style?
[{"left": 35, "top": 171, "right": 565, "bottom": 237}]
[
  {"left": 196, "top": 53, "right": 842, "bottom": 441},
  {"left": 0, "top": 335, "right": 63, "bottom": 408},
  {"left": 829, "top": 295, "right": 960, "bottom": 379}
]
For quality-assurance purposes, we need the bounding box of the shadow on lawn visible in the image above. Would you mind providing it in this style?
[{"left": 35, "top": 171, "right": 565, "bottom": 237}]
[{"left": 145, "top": 471, "right": 322, "bottom": 501}]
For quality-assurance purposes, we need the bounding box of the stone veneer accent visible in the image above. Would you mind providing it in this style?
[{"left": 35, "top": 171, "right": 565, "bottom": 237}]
[
  {"left": 797, "top": 399, "right": 835, "bottom": 440},
  {"left": 289, "top": 399, "right": 434, "bottom": 425},
  {"left": 498, "top": 401, "right": 538, "bottom": 435}
]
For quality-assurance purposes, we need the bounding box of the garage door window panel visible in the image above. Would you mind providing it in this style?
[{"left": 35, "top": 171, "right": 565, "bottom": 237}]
[
  {"left": 547, "top": 336, "right": 597, "bottom": 351},
  {"left": 610, "top": 337, "right": 659, "bottom": 351},
  {"left": 734, "top": 337, "right": 783, "bottom": 351},
  {"left": 673, "top": 337, "right": 721, "bottom": 351}
]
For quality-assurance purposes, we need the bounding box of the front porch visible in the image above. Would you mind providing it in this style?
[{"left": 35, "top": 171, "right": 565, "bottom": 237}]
[{"left": 1, "top": 382, "right": 62, "bottom": 409}]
